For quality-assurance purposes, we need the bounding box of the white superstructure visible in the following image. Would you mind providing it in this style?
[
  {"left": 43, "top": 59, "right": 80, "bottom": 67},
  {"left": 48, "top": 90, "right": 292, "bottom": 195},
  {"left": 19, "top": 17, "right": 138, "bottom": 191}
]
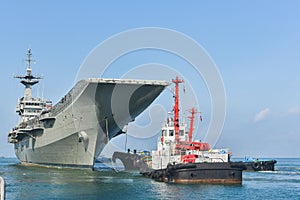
[{"left": 151, "top": 76, "right": 229, "bottom": 170}]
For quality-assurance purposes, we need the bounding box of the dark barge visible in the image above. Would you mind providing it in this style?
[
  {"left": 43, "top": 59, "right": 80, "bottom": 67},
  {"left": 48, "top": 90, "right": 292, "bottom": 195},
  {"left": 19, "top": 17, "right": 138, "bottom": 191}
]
[
  {"left": 233, "top": 159, "right": 277, "bottom": 171},
  {"left": 141, "top": 162, "right": 245, "bottom": 184}
]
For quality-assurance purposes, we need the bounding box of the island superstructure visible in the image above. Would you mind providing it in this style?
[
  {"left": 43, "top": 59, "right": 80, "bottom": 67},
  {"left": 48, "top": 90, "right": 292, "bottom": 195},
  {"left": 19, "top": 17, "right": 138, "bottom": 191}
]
[{"left": 8, "top": 49, "right": 169, "bottom": 169}]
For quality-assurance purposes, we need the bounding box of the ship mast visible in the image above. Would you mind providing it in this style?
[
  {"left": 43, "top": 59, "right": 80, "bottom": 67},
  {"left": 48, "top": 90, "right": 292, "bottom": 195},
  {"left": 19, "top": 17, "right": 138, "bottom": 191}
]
[
  {"left": 188, "top": 107, "right": 201, "bottom": 142},
  {"left": 172, "top": 76, "right": 184, "bottom": 144},
  {"left": 14, "top": 49, "right": 42, "bottom": 100}
]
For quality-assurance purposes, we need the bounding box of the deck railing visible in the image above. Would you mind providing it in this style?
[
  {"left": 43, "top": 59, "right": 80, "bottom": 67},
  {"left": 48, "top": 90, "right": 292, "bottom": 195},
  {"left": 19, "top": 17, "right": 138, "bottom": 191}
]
[
  {"left": 51, "top": 80, "right": 88, "bottom": 116},
  {"left": 0, "top": 176, "right": 5, "bottom": 200}
]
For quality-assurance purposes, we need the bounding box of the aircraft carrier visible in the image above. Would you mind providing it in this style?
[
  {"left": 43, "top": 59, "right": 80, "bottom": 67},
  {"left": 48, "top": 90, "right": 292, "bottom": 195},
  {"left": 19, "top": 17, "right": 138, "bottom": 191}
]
[{"left": 8, "top": 49, "right": 169, "bottom": 169}]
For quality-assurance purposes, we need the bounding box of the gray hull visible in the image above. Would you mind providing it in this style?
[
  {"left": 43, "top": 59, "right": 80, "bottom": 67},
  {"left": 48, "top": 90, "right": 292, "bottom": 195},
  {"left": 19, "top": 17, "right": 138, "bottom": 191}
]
[{"left": 14, "top": 78, "right": 168, "bottom": 169}]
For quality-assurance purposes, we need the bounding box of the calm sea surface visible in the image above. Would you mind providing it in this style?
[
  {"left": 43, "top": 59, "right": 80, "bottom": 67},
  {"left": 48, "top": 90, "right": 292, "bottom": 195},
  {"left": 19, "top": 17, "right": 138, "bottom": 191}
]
[{"left": 0, "top": 158, "right": 299, "bottom": 200}]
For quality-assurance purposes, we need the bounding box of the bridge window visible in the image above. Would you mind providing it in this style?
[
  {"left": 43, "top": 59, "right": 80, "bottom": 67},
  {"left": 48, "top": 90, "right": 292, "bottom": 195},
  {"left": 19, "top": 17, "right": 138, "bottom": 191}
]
[{"left": 169, "top": 130, "right": 174, "bottom": 136}]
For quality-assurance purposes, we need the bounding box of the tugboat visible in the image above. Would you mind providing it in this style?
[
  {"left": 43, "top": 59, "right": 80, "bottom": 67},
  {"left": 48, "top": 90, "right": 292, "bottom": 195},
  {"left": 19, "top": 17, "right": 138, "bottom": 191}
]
[
  {"left": 141, "top": 76, "right": 245, "bottom": 184},
  {"left": 112, "top": 149, "right": 150, "bottom": 171}
]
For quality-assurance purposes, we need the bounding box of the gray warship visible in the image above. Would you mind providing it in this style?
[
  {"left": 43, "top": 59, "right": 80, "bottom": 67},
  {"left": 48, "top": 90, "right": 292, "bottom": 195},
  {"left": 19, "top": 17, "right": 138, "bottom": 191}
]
[{"left": 8, "top": 49, "right": 169, "bottom": 169}]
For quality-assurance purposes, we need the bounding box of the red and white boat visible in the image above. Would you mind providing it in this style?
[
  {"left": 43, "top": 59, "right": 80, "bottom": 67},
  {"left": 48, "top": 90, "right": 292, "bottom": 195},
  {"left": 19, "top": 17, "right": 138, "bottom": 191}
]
[{"left": 142, "top": 76, "right": 244, "bottom": 184}]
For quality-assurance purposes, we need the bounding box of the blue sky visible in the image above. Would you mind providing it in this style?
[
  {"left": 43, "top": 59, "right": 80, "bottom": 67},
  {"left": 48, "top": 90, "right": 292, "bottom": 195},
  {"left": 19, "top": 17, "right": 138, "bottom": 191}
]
[{"left": 1, "top": 1, "right": 299, "bottom": 158}]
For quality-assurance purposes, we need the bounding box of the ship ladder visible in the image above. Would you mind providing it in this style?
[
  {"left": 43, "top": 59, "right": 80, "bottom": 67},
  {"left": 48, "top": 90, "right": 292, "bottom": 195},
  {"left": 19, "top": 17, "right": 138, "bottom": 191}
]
[{"left": 0, "top": 176, "right": 5, "bottom": 200}]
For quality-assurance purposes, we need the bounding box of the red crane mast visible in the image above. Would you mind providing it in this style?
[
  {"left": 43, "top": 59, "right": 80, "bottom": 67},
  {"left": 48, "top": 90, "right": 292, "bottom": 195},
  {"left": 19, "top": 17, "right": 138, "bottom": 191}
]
[
  {"left": 188, "top": 107, "right": 201, "bottom": 142},
  {"left": 172, "top": 76, "right": 184, "bottom": 144}
]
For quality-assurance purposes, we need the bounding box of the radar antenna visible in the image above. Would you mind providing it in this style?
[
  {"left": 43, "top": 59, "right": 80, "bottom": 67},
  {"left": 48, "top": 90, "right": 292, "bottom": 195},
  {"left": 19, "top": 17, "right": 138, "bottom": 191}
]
[{"left": 14, "top": 49, "right": 43, "bottom": 100}]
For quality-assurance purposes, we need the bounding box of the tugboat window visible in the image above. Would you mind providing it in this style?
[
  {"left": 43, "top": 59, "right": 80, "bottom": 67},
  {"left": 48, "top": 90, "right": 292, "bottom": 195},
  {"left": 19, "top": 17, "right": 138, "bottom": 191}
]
[
  {"left": 180, "top": 130, "right": 184, "bottom": 136},
  {"left": 169, "top": 130, "right": 174, "bottom": 136}
]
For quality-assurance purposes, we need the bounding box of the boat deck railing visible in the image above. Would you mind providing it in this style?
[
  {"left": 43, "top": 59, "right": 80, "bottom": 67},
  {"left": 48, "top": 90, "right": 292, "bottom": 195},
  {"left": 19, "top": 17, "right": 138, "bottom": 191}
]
[{"left": 0, "top": 176, "right": 5, "bottom": 200}]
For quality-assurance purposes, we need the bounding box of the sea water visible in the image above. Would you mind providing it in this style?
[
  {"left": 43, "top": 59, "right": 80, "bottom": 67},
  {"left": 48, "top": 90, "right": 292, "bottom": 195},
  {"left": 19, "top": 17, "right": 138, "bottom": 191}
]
[{"left": 0, "top": 158, "right": 299, "bottom": 200}]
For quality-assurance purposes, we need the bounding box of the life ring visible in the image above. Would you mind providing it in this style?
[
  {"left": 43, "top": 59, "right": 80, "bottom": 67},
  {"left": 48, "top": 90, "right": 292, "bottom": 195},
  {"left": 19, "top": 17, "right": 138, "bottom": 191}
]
[{"left": 252, "top": 162, "right": 261, "bottom": 170}]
